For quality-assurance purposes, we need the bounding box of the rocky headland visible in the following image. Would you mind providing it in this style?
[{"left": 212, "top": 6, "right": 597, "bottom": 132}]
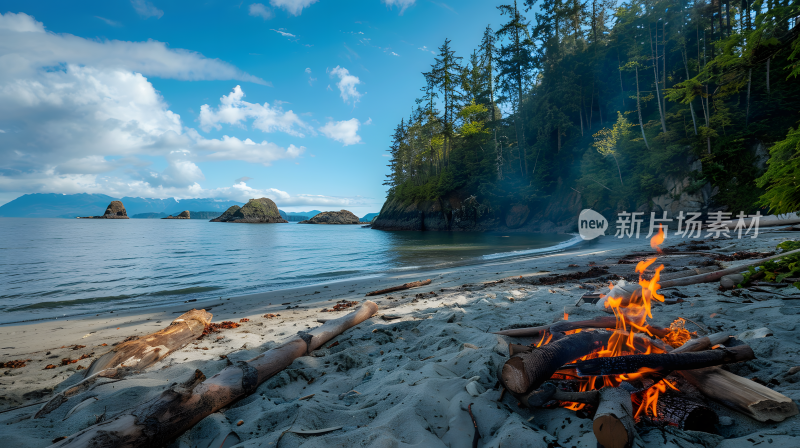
[
  {"left": 162, "top": 210, "right": 190, "bottom": 219},
  {"left": 210, "top": 198, "right": 288, "bottom": 223},
  {"left": 298, "top": 210, "right": 363, "bottom": 224},
  {"left": 76, "top": 200, "right": 129, "bottom": 219}
]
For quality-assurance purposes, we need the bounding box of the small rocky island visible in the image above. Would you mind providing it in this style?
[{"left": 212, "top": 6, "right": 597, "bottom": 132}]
[
  {"left": 76, "top": 200, "right": 129, "bottom": 219},
  {"left": 162, "top": 211, "right": 190, "bottom": 219},
  {"left": 210, "top": 198, "right": 288, "bottom": 223},
  {"left": 299, "top": 210, "right": 364, "bottom": 224}
]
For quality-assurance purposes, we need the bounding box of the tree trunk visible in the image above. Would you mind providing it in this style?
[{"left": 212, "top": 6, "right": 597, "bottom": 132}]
[
  {"left": 611, "top": 153, "right": 623, "bottom": 186},
  {"left": 500, "top": 331, "right": 609, "bottom": 394},
  {"left": 682, "top": 50, "right": 699, "bottom": 135},
  {"left": 593, "top": 387, "right": 637, "bottom": 448},
  {"left": 365, "top": 279, "right": 431, "bottom": 296},
  {"left": 746, "top": 68, "right": 752, "bottom": 125},
  {"left": 635, "top": 67, "right": 651, "bottom": 149},
  {"left": 618, "top": 54, "right": 625, "bottom": 108},
  {"left": 766, "top": 57, "right": 771, "bottom": 94},
  {"left": 649, "top": 24, "right": 668, "bottom": 133},
  {"left": 567, "top": 345, "right": 755, "bottom": 376},
  {"left": 52, "top": 302, "right": 379, "bottom": 448},
  {"left": 662, "top": 21, "right": 667, "bottom": 116},
  {"left": 84, "top": 309, "right": 212, "bottom": 378}
]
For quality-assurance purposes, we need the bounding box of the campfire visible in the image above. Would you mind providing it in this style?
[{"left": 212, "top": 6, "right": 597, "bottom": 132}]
[{"left": 496, "top": 228, "right": 797, "bottom": 448}]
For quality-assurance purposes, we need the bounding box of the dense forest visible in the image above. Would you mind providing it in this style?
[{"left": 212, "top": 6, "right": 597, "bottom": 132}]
[{"left": 381, "top": 0, "right": 800, "bottom": 227}]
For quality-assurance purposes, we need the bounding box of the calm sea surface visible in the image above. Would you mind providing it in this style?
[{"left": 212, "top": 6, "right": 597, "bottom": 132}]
[{"left": 0, "top": 218, "right": 578, "bottom": 324}]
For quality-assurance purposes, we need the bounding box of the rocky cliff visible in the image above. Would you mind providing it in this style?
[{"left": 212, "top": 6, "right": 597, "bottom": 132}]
[
  {"left": 76, "top": 201, "right": 130, "bottom": 219},
  {"left": 299, "top": 210, "right": 362, "bottom": 224},
  {"left": 163, "top": 210, "right": 190, "bottom": 219},
  {"left": 210, "top": 198, "right": 287, "bottom": 223}
]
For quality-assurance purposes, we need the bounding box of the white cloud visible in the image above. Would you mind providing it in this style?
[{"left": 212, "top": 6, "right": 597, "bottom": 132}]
[
  {"left": 95, "top": 16, "right": 122, "bottom": 27},
  {"left": 391, "top": 51, "right": 399, "bottom": 56},
  {"left": 0, "top": 12, "right": 266, "bottom": 85},
  {"left": 364, "top": 117, "right": 372, "bottom": 125},
  {"left": 269, "top": 0, "right": 319, "bottom": 16},
  {"left": 270, "top": 28, "right": 295, "bottom": 38},
  {"left": 304, "top": 67, "right": 311, "bottom": 74},
  {"left": 418, "top": 45, "right": 436, "bottom": 55},
  {"left": 196, "top": 134, "right": 305, "bottom": 166},
  {"left": 248, "top": 3, "right": 274, "bottom": 20},
  {"left": 382, "top": 0, "right": 415, "bottom": 15},
  {"left": 131, "top": 0, "right": 164, "bottom": 19},
  {"left": 235, "top": 176, "right": 253, "bottom": 183},
  {"left": 319, "top": 118, "right": 362, "bottom": 146},
  {"left": 328, "top": 66, "right": 362, "bottom": 104},
  {"left": 198, "top": 85, "right": 311, "bottom": 137}
]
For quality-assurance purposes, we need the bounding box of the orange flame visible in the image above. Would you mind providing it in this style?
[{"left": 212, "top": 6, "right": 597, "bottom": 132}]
[{"left": 547, "top": 226, "right": 684, "bottom": 420}]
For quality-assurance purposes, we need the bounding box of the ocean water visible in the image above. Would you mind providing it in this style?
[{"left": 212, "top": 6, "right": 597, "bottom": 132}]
[{"left": 0, "top": 218, "right": 578, "bottom": 324}]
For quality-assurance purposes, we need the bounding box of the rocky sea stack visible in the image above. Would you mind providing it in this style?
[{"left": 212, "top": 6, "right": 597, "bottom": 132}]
[
  {"left": 299, "top": 210, "right": 362, "bottom": 224},
  {"left": 163, "top": 210, "right": 190, "bottom": 219},
  {"left": 210, "top": 198, "right": 287, "bottom": 223},
  {"left": 77, "top": 200, "right": 129, "bottom": 219}
]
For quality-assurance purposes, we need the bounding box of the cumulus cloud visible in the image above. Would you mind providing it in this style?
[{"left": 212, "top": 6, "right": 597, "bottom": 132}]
[
  {"left": 319, "top": 118, "right": 362, "bottom": 146},
  {"left": 269, "top": 0, "right": 319, "bottom": 16},
  {"left": 329, "top": 66, "right": 362, "bottom": 104},
  {"left": 248, "top": 3, "right": 274, "bottom": 20},
  {"left": 382, "top": 0, "right": 415, "bottom": 15},
  {"left": 198, "top": 86, "right": 311, "bottom": 137},
  {"left": 131, "top": 0, "right": 164, "bottom": 19},
  {"left": 0, "top": 12, "right": 266, "bottom": 85}
]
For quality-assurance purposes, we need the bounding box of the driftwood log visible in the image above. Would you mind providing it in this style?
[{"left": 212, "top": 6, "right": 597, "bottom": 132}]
[
  {"left": 501, "top": 331, "right": 609, "bottom": 394},
  {"left": 365, "top": 279, "right": 432, "bottom": 296},
  {"left": 659, "top": 248, "right": 800, "bottom": 288},
  {"left": 680, "top": 366, "right": 799, "bottom": 422},
  {"left": 84, "top": 309, "right": 212, "bottom": 377},
  {"left": 34, "top": 368, "right": 126, "bottom": 418},
  {"left": 567, "top": 345, "right": 755, "bottom": 376},
  {"left": 593, "top": 387, "right": 636, "bottom": 448},
  {"left": 50, "top": 301, "right": 378, "bottom": 448}
]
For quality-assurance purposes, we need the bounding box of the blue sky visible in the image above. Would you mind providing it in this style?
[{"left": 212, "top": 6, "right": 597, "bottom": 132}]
[{"left": 0, "top": 0, "right": 515, "bottom": 214}]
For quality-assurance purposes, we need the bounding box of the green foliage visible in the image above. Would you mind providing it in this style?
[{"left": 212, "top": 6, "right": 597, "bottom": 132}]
[
  {"left": 757, "top": 124, "right": 800, "bottom": 214},
  {"left": 739, "top": 241, "right": 800, "bottom": 289}
]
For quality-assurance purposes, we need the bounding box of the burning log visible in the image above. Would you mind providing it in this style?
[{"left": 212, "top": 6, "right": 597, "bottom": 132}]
[
  {"left": 567, "top": 345, "right": 755, "bottom": 376},
  {"left": 494, "top": 316, "right": 669, "bottom": 339},
  {"left": 659, "top": 248, "right": 800, "bottom": 288},
  {"left": 83, "top": 309, "right": 212, "bottom": 378},
  {"left": 50, "top": 301, "right": 378, "bottom": 448},
  {"left": 501, "top": 331, "right": 609, "bottom": 394},
  {"left": 593, "top": 387, "right": 637, "bottom": 448},
  {"left": 671, "top": 332, "right": 730, "bottom": 354},
  {"left": 679, "top": 367, "right": 799, "bottom": 422},
  {"left": 365, "top": 279, "right": 432, "bottom": 296}
]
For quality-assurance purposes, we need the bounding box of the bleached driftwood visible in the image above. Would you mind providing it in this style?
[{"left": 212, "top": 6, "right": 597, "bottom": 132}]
[
  {"left": 50, "top": 301, "right": 378, "bottom": 448},
  {"left": 659, "top": 248, "right": 800, "bottom": 288}
]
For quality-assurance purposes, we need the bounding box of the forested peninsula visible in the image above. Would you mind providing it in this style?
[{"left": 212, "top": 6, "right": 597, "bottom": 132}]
[{"left": 373, "top": 0, "right": 800, "bottom": 232}]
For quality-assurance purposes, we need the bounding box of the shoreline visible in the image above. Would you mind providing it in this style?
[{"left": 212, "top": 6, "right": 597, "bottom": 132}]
[
  {"left": 2, "top": 231, "right": 798, "bottom": 447},
  {"left": 0, "top": 233, "right": 583, "bottom": 327}
]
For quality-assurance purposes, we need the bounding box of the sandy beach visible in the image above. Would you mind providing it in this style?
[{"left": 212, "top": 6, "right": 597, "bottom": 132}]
[{"left": 1, "top": 231, "right": 799, "bottom": 447}]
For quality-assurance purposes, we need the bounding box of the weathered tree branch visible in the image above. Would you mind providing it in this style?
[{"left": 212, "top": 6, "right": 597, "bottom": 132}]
[
  {"left": 593, "top": 387, "right": 636, "bottom": 448},
  {"left": 365, "top": 279, "right": 431, "bottom": 296}
]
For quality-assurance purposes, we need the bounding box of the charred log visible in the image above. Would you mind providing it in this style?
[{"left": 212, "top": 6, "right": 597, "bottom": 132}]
[{"left": 568, "top": 345, "right": 755, "bottom": 377}]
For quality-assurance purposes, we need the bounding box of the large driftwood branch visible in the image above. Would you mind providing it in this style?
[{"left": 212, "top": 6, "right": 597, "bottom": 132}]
[
  {"left": 567, "top": 345, "right": 755, "bottom": 376},
  {"left": 593, "top": 387, "right": 636, "bottom": 448},
  {"left": 500, "top": 331, "right": 609, "bottom": 394},
  {"left": 50, "top": 301, "right": 378, "bottom": 448},
  {"left": 680, "top": 366, "right": 799, "bottom": 422},
  {"left": 659, "top": 248, "right": 800, "bottom": 288},
  {"left": 365, "top": 279, "right": 431, "bottom": 296},
  {"left": 36, "top": 309, "right": 211, "bottom": 419},
  {"left": 84, "top": 309, "right": 212, "bottom": 378}
]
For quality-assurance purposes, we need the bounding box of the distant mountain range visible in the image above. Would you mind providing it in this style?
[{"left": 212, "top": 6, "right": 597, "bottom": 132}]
[{"left": 0, "top": 194, "right": 377, "bottom": 221}]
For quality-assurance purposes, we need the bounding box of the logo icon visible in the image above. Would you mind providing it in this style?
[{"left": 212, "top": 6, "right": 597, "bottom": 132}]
[{"left": 578, "top": 209, "right": 607, "bottom": 240}]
